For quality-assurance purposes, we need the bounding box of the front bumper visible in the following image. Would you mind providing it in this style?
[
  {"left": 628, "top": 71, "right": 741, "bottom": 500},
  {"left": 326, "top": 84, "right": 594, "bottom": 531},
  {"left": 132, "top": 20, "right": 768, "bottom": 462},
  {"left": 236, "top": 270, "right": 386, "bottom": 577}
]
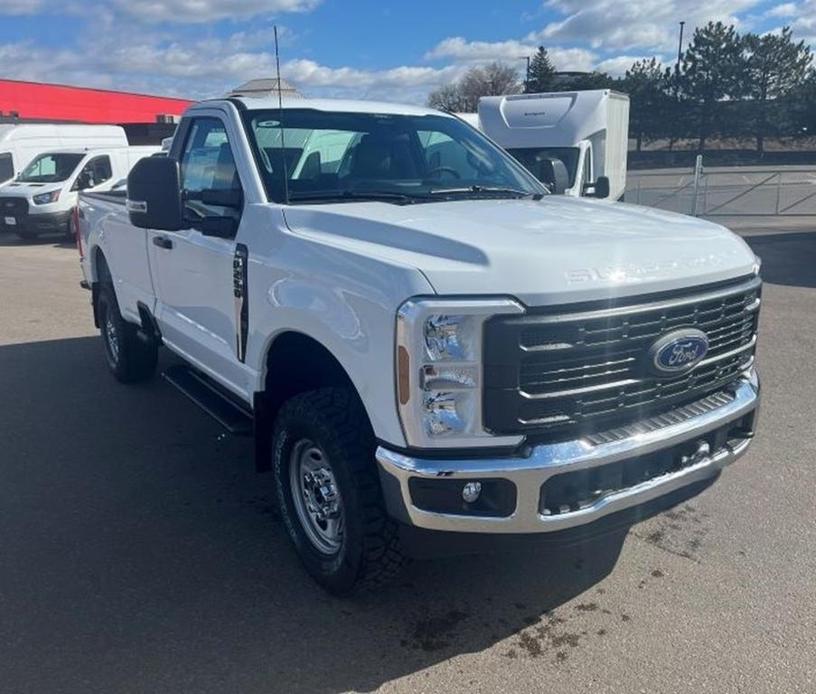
[
  {"left": 376, "top": 370, "right": 760, "bottom": 534},
  {"left": 0, "top": 208, "right": 71, "bottom": 234}
]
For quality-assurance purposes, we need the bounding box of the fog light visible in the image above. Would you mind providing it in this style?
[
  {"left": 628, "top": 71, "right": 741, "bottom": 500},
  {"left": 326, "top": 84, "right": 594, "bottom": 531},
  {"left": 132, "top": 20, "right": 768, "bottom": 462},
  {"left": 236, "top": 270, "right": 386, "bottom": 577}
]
[{"left": 462, "top": 481, "right": 482, "bottom": 503}]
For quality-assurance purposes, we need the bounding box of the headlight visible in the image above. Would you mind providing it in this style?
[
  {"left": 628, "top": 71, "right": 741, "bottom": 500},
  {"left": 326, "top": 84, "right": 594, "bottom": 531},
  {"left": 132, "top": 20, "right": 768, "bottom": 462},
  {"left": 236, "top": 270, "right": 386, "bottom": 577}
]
[
  {"left": 396, "top": 298, "right": 525, "bottom": 448},
  {"left": 33, "top": 190, "right": 60, "bottom": 205}
]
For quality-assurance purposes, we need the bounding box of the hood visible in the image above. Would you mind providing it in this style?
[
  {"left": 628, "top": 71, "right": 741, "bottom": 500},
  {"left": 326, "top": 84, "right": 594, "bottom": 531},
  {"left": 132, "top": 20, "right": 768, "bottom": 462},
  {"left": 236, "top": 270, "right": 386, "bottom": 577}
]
[
  {"left": 0, "top": 181, "right": 60, "bottom": 197},
  {"left": 283, "top": 196, "right": 758, "bottom": 307}
]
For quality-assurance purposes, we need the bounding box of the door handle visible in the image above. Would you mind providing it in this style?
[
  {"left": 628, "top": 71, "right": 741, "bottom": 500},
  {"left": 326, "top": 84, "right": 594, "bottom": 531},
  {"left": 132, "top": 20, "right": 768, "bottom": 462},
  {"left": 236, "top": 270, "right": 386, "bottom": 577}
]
[{"left": 153, "top": 236, "right": 173, "bottom": 250}]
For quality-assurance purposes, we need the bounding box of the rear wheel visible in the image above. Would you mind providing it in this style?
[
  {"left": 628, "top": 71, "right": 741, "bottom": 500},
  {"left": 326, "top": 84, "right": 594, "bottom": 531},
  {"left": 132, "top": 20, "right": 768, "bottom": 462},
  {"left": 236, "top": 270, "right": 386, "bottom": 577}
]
[
  {"left": 97, "top": 284, "right": 158, "bottom": 383},
  {"left": 272, "top": 388, "right": 405, "bottom": 595},
  {"left": 15, "top": 228, "right": 37, "bottom": 242}
]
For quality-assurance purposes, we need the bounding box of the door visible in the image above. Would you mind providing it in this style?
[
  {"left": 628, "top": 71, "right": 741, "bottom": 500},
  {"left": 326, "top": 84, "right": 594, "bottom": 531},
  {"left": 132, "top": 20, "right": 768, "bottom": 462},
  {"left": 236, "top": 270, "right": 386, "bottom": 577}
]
[{"left": 148, "top": 115, "right": 247, "bottom": 395}]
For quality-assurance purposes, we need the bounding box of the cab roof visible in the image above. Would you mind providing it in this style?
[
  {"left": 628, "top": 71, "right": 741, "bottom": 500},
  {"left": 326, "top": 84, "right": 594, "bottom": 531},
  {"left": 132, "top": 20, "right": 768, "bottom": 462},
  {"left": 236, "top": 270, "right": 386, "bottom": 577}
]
[{"left": 200, "top": 96, "right": 445, "bottom": 118}]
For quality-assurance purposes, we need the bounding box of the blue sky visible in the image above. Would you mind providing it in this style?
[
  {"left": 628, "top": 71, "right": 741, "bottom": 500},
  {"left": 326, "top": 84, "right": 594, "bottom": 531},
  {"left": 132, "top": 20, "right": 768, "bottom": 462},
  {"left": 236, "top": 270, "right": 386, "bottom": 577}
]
[{"left": 0, "top": 0, "right": 811, "bottom": 102}]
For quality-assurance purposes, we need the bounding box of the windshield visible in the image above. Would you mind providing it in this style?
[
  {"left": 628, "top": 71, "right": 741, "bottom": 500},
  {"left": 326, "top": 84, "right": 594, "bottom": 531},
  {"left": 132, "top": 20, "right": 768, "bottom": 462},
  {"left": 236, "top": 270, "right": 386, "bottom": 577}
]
[
  {"left": 17, "top": 153, "right": 84, "bottom": 183},
  {"left": 243, "top": 109, "right": 546, "bottom": 204},
  {"left": 507, "top": 147, "right": 580, "bottom": 188}
]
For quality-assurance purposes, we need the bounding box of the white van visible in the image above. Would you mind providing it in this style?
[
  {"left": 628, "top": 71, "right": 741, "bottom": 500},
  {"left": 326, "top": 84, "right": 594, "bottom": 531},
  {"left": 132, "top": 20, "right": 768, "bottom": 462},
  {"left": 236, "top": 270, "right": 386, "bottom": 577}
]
[
  {"left": 459, "top": 90, "right": 630, "bottom": 200},
  {"left": 0, "top": 146, "right": 159, "bottom": 240},
  {"left": 0, "top": 124, "right": 128, "bottom": 186}
]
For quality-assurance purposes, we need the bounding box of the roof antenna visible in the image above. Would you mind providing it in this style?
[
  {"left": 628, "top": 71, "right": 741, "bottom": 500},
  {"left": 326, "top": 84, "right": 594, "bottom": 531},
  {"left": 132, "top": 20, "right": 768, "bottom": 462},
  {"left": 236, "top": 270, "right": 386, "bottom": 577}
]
[{"left": 274, "top": 25, "right": 289, "bottom": 205}]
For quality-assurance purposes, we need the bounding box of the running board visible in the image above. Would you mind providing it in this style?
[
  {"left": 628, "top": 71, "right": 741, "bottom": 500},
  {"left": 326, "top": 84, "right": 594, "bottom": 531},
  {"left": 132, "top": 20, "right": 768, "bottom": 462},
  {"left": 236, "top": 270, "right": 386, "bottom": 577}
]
[{"left": 162, "top": 365, "right": 253, "bottom": 436}]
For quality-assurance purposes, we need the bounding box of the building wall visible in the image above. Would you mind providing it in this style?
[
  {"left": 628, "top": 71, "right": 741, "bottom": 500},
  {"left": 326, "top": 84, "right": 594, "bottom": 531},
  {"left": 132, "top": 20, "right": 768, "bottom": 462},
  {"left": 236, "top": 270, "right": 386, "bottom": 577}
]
[{"left": 0, "top": 79, "right": 193, "bottom": 124}]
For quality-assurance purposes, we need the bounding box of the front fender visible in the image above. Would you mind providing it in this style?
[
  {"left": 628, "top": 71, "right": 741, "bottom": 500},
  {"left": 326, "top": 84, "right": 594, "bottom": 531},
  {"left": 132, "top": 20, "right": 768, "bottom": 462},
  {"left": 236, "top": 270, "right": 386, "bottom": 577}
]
[{"left": 243, "top": 206, "right": 434, "bottom": 448}]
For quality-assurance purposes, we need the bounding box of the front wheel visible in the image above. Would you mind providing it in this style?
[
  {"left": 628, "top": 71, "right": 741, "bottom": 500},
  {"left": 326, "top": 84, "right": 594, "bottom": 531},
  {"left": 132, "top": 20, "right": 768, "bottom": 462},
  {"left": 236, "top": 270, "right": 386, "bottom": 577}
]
[{"left": 272, "top": 388, "right": 405, "bottom": 595}]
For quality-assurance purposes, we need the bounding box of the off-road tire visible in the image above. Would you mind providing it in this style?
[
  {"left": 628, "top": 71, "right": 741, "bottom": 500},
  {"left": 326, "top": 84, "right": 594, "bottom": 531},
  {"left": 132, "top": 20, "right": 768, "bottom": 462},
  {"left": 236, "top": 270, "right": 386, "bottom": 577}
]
[
  {"left": 272, "top": 387, "right": 405, "bottom": 595},
  {"left": 97, "top": 283, "right": 158, "bottom": 383}
]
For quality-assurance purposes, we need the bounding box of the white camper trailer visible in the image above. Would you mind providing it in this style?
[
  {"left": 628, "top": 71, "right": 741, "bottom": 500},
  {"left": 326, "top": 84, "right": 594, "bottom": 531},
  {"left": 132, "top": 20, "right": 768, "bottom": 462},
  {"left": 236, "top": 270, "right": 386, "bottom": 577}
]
[
  {"left": 0, "top": 124, "right": 128, "bottom": 186},
  {"left": 462, "top": 90, "right": 630, "bottom": 200}
]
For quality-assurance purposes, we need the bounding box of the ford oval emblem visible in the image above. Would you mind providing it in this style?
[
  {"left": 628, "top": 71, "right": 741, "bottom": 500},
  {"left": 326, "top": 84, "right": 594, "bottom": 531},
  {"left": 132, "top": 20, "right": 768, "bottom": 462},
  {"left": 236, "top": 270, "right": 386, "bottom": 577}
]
[{"left": 649, "top": 329, "right": 709, "bottom": 376}]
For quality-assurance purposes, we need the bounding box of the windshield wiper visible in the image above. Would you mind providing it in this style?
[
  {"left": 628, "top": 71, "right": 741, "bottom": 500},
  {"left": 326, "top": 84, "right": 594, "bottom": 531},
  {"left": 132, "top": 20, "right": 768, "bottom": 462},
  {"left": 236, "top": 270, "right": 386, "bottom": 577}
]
[
  {"left": 428, "top": 185, "right": 543, "bottom": 200},
  {"left": 288, "top": 190, "right": 428, "bottom": 206}
]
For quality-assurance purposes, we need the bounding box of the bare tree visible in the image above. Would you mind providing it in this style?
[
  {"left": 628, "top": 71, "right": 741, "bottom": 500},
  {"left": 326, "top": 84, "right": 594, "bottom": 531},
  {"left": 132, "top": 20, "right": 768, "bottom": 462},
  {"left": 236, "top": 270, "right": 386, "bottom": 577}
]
[
  {"left": 427, "top": 83, "right": 471, "bottom": 112},
  {"left": 428, "top": 62, "right": 521, "bottom": 112}
]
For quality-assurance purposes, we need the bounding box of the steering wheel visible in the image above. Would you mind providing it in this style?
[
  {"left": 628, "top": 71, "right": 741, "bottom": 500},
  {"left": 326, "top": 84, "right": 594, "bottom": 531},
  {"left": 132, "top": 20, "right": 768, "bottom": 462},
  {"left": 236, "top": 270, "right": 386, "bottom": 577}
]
[{"left": 426, "top": 166, "right": 461, "bottom": 180}]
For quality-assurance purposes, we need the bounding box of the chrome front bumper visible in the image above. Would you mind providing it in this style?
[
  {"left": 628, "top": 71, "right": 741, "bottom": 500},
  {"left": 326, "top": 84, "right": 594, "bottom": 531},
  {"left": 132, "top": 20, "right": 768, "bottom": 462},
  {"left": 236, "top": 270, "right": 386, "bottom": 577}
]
[{"left": 376, "top": 371, "right": 760, "bottom": 534}]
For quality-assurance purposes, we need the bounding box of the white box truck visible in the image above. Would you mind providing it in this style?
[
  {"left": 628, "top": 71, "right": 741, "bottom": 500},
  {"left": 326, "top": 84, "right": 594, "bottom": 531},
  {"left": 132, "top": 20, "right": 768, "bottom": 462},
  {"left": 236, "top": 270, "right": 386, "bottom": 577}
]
[
  {"left": 462, "top": 90, "right": 630, "bottom": 200},
  {"left": 0, "top": 124, "right": 128, "bottom": 186}
]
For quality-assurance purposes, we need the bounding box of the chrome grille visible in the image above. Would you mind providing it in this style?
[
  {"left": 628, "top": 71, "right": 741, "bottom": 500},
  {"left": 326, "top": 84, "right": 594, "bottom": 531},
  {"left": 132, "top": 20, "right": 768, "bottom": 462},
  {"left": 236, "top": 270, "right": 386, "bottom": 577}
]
[{"left": 483, "top": 276, "right": 761, "bottom": 440}]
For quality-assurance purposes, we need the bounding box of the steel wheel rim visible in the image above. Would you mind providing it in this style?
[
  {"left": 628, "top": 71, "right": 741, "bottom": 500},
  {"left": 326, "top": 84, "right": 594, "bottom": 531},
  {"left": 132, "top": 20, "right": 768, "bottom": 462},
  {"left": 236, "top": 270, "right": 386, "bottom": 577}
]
[
  {"left": 289, "top": 439, "right": 345, "bottom": 555},
  {"left": 104, "top": 307, "right": 120, "bottom": 366}
]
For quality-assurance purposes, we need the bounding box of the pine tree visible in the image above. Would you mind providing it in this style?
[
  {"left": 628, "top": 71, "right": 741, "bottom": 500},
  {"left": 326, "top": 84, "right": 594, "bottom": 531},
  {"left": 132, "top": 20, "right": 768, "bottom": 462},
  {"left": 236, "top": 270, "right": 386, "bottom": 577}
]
[
  {"left": 743, "top": 27, "right": 812, "bottom": 153},
  {"left": 525, "top": 46, "right": 556, "bottom": 93},
  {"left": 680, "top": 21, "right": 745, "bottom": 150},
  {"left": 622, "top": 58, "right": 671, "bottom": 151}
]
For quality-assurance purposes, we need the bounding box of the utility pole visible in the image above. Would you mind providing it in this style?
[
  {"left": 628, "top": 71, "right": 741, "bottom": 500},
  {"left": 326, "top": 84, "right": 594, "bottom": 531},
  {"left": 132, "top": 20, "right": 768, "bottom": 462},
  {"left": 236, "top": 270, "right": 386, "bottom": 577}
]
[
  {"left": 520, "top": 56, "right": 531, "bottom": 92},
  {"left": 675, "top": 21, "right": 685, "bottom": 86},
  {"left": 669, "top": 21, "right": 685, "bottom": 151}
]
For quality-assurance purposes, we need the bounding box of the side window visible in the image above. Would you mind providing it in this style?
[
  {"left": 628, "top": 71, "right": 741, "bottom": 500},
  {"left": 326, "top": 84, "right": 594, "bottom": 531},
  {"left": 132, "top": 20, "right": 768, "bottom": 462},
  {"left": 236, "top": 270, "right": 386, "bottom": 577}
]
[
  {"left": 74, "top": 156, "right": 112, "bottom": 190},
  {"left": 180, "top": 117, "right": 242, "bottom": 221},
  {"left": 0, "top": 153, "right": 13, "bottom": 183}
]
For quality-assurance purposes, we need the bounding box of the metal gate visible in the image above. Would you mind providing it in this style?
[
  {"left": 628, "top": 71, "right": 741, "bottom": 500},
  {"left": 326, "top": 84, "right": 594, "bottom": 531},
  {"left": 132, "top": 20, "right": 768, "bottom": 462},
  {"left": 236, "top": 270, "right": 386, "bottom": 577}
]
[{"left": 627, "top": 161, "right": 816, "bottom": 217}]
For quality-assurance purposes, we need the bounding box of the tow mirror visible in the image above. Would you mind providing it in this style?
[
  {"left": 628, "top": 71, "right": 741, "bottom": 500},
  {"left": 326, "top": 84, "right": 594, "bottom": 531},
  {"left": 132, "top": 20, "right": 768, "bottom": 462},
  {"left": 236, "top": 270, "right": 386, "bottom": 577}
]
[
  {"left": 126, "top": 157, "right": 183, "bottom": 231},
  {"left": 584, "top": 176, "right": 610, "bottom": 199}
]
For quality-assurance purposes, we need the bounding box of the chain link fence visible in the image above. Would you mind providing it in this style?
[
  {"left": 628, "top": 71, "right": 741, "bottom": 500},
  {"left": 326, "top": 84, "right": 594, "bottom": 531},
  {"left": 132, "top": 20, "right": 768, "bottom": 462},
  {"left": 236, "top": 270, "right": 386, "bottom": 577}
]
[{"left": 626, "top": 161, "right": 816, "bottom": 217}]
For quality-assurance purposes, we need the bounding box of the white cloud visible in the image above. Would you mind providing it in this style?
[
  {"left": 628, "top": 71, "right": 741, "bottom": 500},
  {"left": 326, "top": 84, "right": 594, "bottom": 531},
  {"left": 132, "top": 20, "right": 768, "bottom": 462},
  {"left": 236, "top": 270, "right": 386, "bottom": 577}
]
[
  {"left": 791, "top": 0, "right": 816, "bottom": 39},
  {"left": 536, "top": 0, "right": 761, "bottom": 51},
  {"left": 0, "top": 29, "right": 466, "bottom": 104},
  {"left": 423, "top": 36, "right": 597, "bottom": 71},
  {"left": 596, "top": 55, "right": 662, "bottom": 76},
  {"left": 425, "top": 37, "right": 537, "bottom": 62},
  {"left": 548, "top": 47, "right": 599, "bottom": 71},
  {"left": 111, "top": 0, "right": 320, "bottom": 23},
  {"left": 0, "top": 0, "right": 319, "bottom": 22},
  {"left": 765, "top": 2, "right": 798, "bottom": 17},
  {"left": 0, "top": 0, "right": 45, "bottom": 14}
]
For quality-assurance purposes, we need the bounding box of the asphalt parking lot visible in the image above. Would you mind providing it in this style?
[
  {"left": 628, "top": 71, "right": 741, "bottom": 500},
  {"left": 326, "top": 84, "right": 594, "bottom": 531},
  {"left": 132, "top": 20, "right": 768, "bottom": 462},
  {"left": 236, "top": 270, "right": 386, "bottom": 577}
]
[{"left": 0, "top": 221, "right": 814, "bottom": 694}]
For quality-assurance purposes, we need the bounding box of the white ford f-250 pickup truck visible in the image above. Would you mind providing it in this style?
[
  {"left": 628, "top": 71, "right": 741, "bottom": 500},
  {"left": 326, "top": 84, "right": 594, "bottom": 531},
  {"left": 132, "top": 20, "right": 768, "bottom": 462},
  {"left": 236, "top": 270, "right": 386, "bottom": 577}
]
[{"left": 78, "top": 96, "right": 761, "bottom": 594}]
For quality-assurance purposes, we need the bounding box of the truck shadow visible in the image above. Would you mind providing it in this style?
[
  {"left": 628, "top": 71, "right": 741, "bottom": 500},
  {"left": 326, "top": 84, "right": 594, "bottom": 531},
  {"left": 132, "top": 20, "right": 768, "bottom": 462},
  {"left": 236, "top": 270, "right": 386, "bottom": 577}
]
[
  {"left": 0, "top": 336, "right": 648, "bottom": 693},
  {"left": 0, "top": 233, "right": 74, "bottom": 248}
]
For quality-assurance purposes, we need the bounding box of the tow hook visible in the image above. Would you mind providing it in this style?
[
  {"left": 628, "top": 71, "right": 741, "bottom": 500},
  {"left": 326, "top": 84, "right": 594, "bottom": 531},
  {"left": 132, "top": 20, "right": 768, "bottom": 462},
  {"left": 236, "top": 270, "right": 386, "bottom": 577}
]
[{"left": 681, "top": 440, "right": 711, "bottom": 467}]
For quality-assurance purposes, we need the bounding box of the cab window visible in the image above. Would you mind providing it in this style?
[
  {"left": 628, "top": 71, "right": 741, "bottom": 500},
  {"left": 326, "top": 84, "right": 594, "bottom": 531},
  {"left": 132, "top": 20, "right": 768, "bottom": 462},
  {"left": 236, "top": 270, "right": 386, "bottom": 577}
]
[
  {"left": 180, "top": 117, "right": 242, "bottom": 222},
  {"left": 73, "top": 156, "right": 113, "bottom": 191}
]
